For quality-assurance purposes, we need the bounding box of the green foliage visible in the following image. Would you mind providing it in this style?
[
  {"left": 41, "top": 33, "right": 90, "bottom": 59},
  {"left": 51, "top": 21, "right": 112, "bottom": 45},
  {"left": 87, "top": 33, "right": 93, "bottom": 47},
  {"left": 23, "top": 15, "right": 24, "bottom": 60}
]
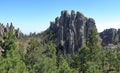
[
  {"left": 104, "top": 50, "right": 120, "bottom": 72},
  {"left": 87, "top": 29, "right": 98, "bottom": 47},
  {"left": 85, "top": 62, "right": 101, "bottom": 73},
  {"left": 0, "top": 29, "right": 119, "bottom": 73},
  {"left": 33, "top": 55, "right": 57, "bottom": 73},
  {"left": 24, "top": 39, "right": 41, "bottom": 73},
  {"left": 57, "top": 58, "right": 78, "bottom": 73},
  {"left": 2, "top": 31, "right": 16, "bottom": 56},
  {"left": 87, "top": 29, "right": 101, "bottom": 61},
  {"left": 0, "top": 31, "right": 28, "bottom": 73},
  {"left": 0, "top": 50, "right": 28, "bottom": 73},
  {"left": 45, "top": 41, "right": 56, "bottom": 59},
  {"left": 70, "top": 45, "right": 90, "bottom": 73},
  {"left": 32, "top": 42, "right": 57, "bottom": 73},
  {"left": 71, "top": 29, "right": 101, "bottom": 73}
]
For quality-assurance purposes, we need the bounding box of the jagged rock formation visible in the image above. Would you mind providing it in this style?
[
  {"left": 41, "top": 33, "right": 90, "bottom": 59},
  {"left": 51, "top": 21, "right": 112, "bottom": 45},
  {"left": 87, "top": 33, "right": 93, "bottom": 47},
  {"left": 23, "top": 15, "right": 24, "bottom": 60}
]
[
  {"left": 100, "top": 28, "right": 120, "bottom": 50},
  {"left": 100, "top": 28, "right": 120, "bottom": 46},
  {"left": 50, "top": 10, "right": 97, "bottom": 54},
  {"left": 0, "top": 23, "right": 22, "bottom": 38}
]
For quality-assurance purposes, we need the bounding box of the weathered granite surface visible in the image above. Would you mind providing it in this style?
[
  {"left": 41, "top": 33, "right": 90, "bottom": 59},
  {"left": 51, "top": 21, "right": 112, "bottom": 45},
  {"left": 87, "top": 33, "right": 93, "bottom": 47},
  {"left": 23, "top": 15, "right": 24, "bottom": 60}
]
[{"left": 50, "top": 10, "right": 97, "bottom": 54}]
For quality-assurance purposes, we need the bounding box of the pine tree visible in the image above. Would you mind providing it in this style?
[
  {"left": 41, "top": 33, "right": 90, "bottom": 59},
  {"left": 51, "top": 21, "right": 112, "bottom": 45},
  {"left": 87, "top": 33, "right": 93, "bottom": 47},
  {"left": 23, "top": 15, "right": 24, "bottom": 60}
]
[
  {"left": 33, "top": 42, "right": 57, "bottom": 73},
  {"left": 24, "top": 39, "right": 41, "bottom": 73},
  {"left": 58, "top": 58, "right": 77, "bottom": 73},
  {"left": 85, "top": 62, "right": 101, "bottom": 73},
  {"left": 70, "top": 29, "right": 102, "bottom": 73},
  {"left": 87, "top": 29, "right": 101, "bottom": 61},
  {"left": 0, "top": 31, "right": 28, "bottom": 73},
  {"left": 70, "top": 45, "right": 90, "bottom": 73}
]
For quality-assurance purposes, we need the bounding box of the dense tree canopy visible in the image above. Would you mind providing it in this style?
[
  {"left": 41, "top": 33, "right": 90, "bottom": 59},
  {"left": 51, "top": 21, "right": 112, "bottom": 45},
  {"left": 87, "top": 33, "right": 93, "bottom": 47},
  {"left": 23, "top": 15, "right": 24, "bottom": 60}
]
[{"left": 0, "top": 30, "right": 119, "bottom": 73}]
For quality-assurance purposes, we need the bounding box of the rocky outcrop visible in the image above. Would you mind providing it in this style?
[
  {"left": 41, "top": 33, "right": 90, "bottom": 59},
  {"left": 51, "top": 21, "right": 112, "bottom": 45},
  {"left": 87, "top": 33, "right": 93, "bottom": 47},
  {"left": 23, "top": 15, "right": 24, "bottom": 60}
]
[
  {"left": 0, "top": 23, "right": 22, "bottom": 38},
  {"left": 43, "top": 10, "right": 120, "bottom": 52},
  {"left": 118, "top": 29, "right": 120, "bottom": 36},
  {"left": 100, "top": 28, "right": 120, "bottom": 46},
  {"left": 104, "top": 44, "right": 120, "bottom": 51},
  {"left": 99, "top": 28, "right": 120, "bottom": 50},
  {"left": 50, "top": 10, "right": 97, "bottom": 54}
]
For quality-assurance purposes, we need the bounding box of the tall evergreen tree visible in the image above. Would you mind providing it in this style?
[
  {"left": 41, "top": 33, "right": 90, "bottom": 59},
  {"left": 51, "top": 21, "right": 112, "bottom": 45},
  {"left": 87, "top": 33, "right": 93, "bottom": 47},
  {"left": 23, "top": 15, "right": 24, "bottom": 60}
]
[
  {"left": 87, "top": 29, "right": 101, "bottom": 61},
  {"left": 58, "top": 58, "right": 78, "bottom": 73},
  {"left": 33, "top": 42, "right": 57, "bottom": 73},
  {"left": 0, "top": 31, "right": 28, "bottom": 73},
  {"left": 24, "top": 39, "right": 41, "bottom": 73}
]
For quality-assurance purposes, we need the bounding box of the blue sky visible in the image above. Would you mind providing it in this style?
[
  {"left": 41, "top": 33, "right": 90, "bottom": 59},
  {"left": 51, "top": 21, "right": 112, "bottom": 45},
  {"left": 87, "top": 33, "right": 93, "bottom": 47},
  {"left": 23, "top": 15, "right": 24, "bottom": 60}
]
[{"left": 0, "top": 0, "right": 120, "bottom": 34}]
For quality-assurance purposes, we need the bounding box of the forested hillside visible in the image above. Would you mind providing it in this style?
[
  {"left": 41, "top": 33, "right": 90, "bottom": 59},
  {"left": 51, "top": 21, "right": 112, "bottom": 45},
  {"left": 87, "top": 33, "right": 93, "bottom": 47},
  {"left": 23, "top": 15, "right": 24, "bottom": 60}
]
[{"left": 0, "top": 10, "right": 120, "bottom": 73}]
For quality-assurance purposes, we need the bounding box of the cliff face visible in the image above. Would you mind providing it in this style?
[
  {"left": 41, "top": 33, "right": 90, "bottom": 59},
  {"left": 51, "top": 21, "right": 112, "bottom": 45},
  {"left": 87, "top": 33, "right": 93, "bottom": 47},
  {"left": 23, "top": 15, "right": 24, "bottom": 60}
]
[
  {"left": 50, "top": 10, "right": 97, "bottom": 54},
  {"left": 0, "top": 10, "right": 119, "bottom": 54},
  {"left": 0, "top": 23, "right": 22, "bottom": 38},
  {"left": 100, "top": 28, "right": 120, "bottom": 50},
  {"left": 100, "top": 28, "right": 119, "bottom": 46}
]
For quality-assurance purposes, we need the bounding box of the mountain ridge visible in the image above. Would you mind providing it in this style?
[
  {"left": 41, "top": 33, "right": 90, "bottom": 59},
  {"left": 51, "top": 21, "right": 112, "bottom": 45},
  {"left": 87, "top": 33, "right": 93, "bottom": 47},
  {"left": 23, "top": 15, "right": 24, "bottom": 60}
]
[
  {"left": 46, "top": 10, "right": 120, "bottom": 52},
  {"left": 0, "top": 10, "right": 120, "bottom": 52}
]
